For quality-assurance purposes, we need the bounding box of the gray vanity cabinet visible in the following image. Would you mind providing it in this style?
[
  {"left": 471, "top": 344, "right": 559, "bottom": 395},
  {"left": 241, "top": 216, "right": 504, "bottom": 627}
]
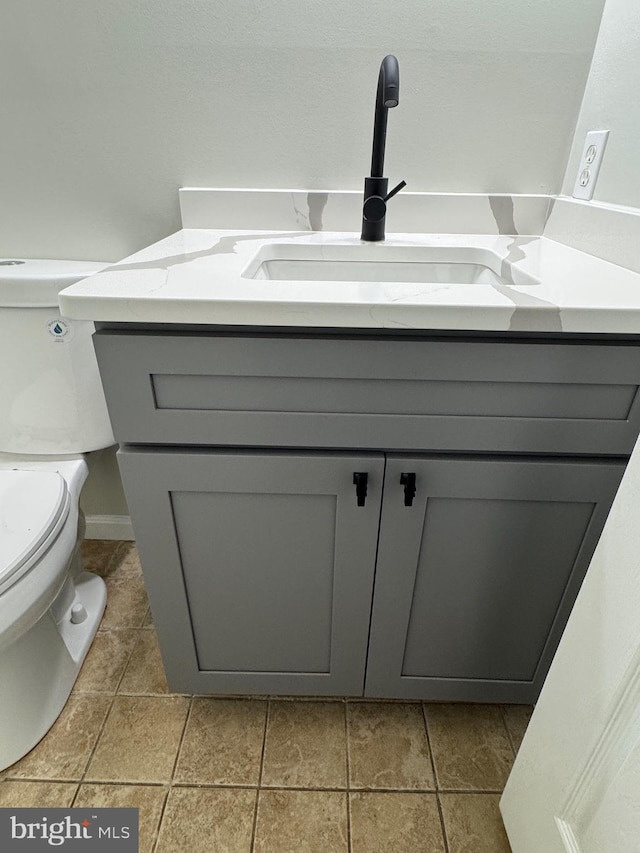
[
  {"left": 365, "top": 455, "right": 624, "bottom": 703},
  {"left": 116, "top": 446, "right": 623, "bottom": 702},
  {"left": 116, "top": 447, "right": 384, "bottom": 696},
  {"left": 93, "top": 328, "right": 640, "bottom": 702}
]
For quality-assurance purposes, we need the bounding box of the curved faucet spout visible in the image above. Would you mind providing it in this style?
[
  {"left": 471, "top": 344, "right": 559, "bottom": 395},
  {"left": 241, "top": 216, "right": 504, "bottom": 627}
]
[
  {"left": 371, "top": 54, "right": 400, "bottom": 178},
  {"left": 361, "top": 55, "right": 404, "bottom": 241}
]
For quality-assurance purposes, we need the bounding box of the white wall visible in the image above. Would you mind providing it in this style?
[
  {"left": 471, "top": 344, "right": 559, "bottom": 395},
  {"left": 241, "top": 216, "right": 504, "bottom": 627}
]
[
  {"left": 0, "top": 1, "right": 609, "bottom": 531},
  {"left": 1, "top": 0, "right": 604, "bottom": 262},
  {"left": 545, "top": 0, "right": 640, "bottom": 272},
  {"left": 561, "top": 0, "right": 640, "bottom": 208}
]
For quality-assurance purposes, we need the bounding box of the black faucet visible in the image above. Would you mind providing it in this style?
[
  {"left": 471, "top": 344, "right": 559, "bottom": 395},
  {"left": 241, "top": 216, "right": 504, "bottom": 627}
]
[{"left": 361, "top": 54, "right": 406, "bottom": 242}]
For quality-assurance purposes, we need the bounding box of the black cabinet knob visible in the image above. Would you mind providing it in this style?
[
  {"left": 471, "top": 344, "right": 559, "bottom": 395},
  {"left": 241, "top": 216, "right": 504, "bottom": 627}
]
[
  {"left": 353, "top": 472, "right": 369, "bottom": 507},
  {"left": 400, "top": 472, "right": 416, "bottom": 506}
]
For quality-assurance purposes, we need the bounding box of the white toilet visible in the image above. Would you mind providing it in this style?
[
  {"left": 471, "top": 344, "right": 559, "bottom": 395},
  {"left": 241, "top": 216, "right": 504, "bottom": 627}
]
[{"left": 0, "top": 258, "right": 114, "bottom": 770}]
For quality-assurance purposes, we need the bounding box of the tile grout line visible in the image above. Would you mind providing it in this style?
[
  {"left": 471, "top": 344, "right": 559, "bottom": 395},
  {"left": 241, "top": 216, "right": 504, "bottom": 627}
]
[
  {"left": 168, "top": 694, "right": 194, "bottom": 786},
  {"left": 422, "top": 704, "right": 450, "bottom": 853},
  {"left": 113, "top": 691, "right": 192, "bottom": 699},
  {"left": 420, "top": 704, "right": 441, "bottom": 791},
  {"left": 71, "top": 545, "right": 153, "bottom": 801},
  {"left": 345, "top": 701, "right": 353, "bottom": 791},
  {"left": 435, "top": 787, "right": 510, "bottom": 795},
  {"left": 344, "top": 701, "right": 352, "bottom": 853},
  {"left": 149, "top": 785, "right": 171, "bottom": 853},
  {"left": 436, "top": 792, "right": 450, "bottom": 853},
  {"left": 112, "top": 625, "right": 147, "bottom": 697},
  {"left": 71, "top": 693, "right": 118, "bottom": 799},
  {"left": 6, "top": 776, "right": 472, "bottom": 794},
  {"left": 150, "top": 694, "right": 194, "bottom": 853},
  {"left": 499, "top": 705, "right": 518, "bottom": 758},
  {"left": 249, "top": 697, "right": 270, "bottom": 853}
]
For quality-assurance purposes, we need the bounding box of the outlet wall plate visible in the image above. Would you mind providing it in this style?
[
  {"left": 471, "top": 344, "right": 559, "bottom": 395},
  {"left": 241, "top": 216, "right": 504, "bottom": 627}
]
[{"left": 572, "top": 130, "right": 610, "bottom": 201}]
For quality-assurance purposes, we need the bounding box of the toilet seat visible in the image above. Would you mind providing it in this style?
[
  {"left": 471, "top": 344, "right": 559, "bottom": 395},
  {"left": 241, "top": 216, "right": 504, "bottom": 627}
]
[{"left": 0, "top": 470, "right": 70, "bottom": 595}]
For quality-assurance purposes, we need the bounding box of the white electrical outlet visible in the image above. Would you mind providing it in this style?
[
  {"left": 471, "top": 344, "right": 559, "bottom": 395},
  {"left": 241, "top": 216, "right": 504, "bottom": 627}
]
[{"left": 572, "top": 129, "right": 610, "bottom": 200}]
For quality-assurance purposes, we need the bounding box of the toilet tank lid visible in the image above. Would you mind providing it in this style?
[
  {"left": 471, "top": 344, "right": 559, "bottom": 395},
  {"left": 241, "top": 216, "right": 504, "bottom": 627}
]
[
  {"left": 0, "top": 259, "right": 110, "bottom": 308},
  {"left": 0, "top": 470, "right": 70, "bottom": 591}
]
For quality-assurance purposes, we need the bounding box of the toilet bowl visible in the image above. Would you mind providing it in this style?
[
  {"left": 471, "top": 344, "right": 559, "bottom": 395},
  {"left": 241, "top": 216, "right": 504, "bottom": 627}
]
[{"left": 0, "top": 259, "right": 113, "bottom": 770}]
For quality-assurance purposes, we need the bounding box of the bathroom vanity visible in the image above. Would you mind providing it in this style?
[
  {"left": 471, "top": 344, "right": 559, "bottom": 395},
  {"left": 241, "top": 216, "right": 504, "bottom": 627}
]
[
  {"left": 59, "top": 190, "right": 640, "bottom": 704},
  {"left": 93, "top": 327, "right": 639, "bottom": 703}
]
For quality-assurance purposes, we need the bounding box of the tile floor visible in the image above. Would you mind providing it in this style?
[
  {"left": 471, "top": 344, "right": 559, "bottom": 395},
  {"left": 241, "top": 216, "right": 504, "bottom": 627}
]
[{"left": 0, "top": 540, "right": 532, "bottom": 852}]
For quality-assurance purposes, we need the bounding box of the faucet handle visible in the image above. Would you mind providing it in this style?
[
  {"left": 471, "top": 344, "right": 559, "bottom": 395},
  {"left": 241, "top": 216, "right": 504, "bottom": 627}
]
[
  {"left": 361, "top": 176, "right": 406, "bottom": 240},
  {"left": 363, "top": 194, "right": 387, "bottom": 223},
  {"left": 363, "top": 180, "right": 407, "bottom": 225},
  {"left": 384, "top": 180, "right": 407, "bottom": 202}
]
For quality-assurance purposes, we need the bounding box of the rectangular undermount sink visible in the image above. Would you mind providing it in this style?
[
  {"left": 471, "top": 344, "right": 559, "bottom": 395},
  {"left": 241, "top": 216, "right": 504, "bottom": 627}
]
[{"left": 242, "top": 243, "right": 536, "bottom": 286}]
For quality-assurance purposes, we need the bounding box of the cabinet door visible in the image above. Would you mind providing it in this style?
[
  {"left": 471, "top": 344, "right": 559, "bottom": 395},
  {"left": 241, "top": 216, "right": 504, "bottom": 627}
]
[
  {"left": 117, "top": 448, "right": 384, "bottom": 695},
  {"left": 365, "top": 455, "right": 625, "bottom": 703}
]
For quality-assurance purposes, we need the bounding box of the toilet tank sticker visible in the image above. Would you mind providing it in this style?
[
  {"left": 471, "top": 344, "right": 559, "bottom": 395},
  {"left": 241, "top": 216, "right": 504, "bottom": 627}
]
[{"left": 46, "top": 318, "right": 75, "bottom": 343}]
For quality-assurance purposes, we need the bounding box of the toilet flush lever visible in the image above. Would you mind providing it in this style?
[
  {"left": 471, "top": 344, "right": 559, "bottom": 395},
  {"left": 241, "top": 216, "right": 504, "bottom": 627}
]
[{"left": 400, "top": 472, "right": 416, "bottom": 506}]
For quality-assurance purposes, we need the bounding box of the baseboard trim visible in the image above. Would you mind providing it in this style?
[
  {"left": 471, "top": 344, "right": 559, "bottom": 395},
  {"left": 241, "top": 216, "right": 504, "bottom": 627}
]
[{"left": 84, "top": 514, "right": 135, "bottom": 541}]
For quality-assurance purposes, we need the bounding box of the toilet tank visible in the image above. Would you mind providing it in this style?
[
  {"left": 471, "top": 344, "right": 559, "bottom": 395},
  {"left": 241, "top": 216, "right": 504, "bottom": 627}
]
[{"left": 0, "top": 259, "right": 115, "bottom": 455}]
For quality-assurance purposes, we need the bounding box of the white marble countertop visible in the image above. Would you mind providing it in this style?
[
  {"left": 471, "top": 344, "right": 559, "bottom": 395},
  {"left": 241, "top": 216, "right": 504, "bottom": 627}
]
[{"left": 59, "top": 226, "right": 640, "bottom": 333}]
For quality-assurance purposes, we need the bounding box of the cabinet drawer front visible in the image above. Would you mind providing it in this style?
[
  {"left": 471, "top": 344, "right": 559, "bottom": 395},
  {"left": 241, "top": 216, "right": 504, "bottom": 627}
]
[{"left": 94, "top": 332, "right": 640, "bottom": 454}]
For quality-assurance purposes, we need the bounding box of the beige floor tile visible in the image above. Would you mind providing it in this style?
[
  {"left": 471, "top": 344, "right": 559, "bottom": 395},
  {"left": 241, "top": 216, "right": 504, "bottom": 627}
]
[
  {"left": 107, "top": 542, "right": 144, "bottom": 578},
  {"left": 155, "top": 786, "right": 256, "bottom": 853},
  {"left": 86, "top": 696, "right": 189, "bottom": 783},
  {"left": 350, "top": 791, "right": 446, "bottom": 853},
  {"left": 348, "top": 703, "right": 435, "bottom": 791},
  {"left": 118, "top": 630, "right": 170, "bottom": 695},
  {"left": 174, "top": 698, "right": 266, "bottom": 786},
  {"left": 502, "top": 705, "right": 533, "bottom": 754},
  {"left": 262, "top": 700, "right": 346, "bottom": 789},
  {"left": 440, "top": 793, "right": 512, "bottom": 853},
  {"left": 68, "top": 541, "right": 516, "bottom": 852},
  {"left": 5, "top": 695, "right": 112, "bottom": 781},
  {"left": 0, "top": 780, "right": 77, "bottom": 807},
  {"left": 254, "top": 789, "right": 348, "bottom": 853},
  {"left": 74, "top": 629, "right": 139, "bottom": 694},
  {"left": 100, "top": 574, "right": 149, "bottom": 629},
  {"left": 81, "top": 539, "right": 122, "bottom": 576},
  {"left": 425, "top": 704, "right": 514, "bottom": 791},
  {"left": 74, "top": 783, "right": 167, "bottom": 853}
]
